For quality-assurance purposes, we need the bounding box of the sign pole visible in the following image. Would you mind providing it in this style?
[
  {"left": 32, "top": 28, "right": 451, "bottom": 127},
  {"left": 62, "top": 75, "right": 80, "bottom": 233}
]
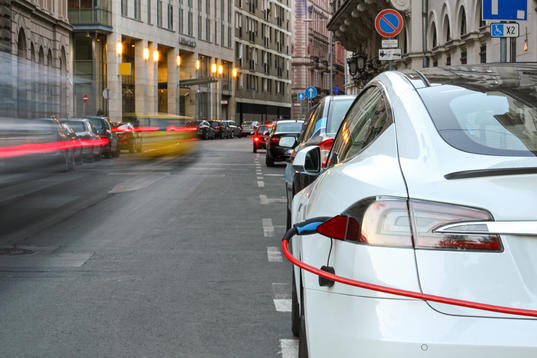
[{"left": 500, "top": 37, "right": 507, "bottom": 63}]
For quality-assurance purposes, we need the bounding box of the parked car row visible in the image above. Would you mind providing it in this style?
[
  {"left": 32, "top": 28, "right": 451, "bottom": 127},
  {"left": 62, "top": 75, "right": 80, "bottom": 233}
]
[
  {"left": 196, "top": 120, "right": 244, "bottom": 140},
  {"left": 262, "top": 64, "right": 537, "bottom": 358}
]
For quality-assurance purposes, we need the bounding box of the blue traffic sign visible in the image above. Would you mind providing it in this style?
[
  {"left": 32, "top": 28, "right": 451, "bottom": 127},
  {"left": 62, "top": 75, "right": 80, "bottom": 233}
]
[
  {"left": 305, "top": 86, "right": 317, "bottom": 99},
  {"left": 333, "top": 85, "right": 339, "bottom": 95},
  {"left": 297, "top": 92, "right": 305, "bottom": 101},
  {"left": 375, "top": 9, "right": 404, "bottom": 38},
  {"left": 482, "top": 0, "right": 527, "bottom": 21}
]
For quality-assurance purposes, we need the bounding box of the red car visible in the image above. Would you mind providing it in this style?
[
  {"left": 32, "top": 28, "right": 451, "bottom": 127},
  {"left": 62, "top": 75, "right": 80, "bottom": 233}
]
[{"left": 252, "top": 124, "right": 272, "bottom": 153}]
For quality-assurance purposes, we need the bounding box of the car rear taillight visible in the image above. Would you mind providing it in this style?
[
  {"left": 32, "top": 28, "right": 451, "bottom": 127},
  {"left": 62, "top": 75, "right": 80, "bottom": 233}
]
[
  {"left": 100, "top": 132, "right": 108, "bottom": 138},
  {"left": 216, "top": 126, "right": 221, "bottom": 130},
  {"left": 319, "top": 138, "right": 333, "bottom": 168},
  {"left": 270, "top": 136, "right": 280, "bottom": 143},
  {"left": 316, "top": 197, "right": 502, "bottom": 252},
  {"left": 254, "top": 137, "right": 259, "bottom": 142}
]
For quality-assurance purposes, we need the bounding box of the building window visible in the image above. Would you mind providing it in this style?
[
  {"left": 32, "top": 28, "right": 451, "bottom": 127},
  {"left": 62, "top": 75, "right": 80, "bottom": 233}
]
[
  {"left": 460, "top": 48, "right": 467, "bottom": 64},
  {"left": 206, "top": 18, "right": 210, "bottom": 41},
  {"left": 228, "top": 25, "right": 231, "bottom": 47},
  {"left": 459, "top": 7, "right": 466, "bottom": 37},
  {"left": 198, "top": 14, "right": 202, "bottom": 39},
  {"left": 148, "top": 0, "right": 152, "bottom": 23},
  {"left": 221, "top": 24, "right": 224, "bottom": 46},
  {"left": 157, "top": 0, "right": 162, "bottom": 26},
  {"left": 168, "top": 2, "right": 174, "bottom": 29},
  {"left": 433, "top": 59, "right": 438, "bottom": 67},
  {"left": 121, "top": 0, "right": 128, "bottom": 16},
  {"left": 446, "top": 54, "right": 451, "bottom": 66},
  {"left": 188, "top": 10, "right": 193, "bottom": 35},
  {"left": 480, "top": 43, "right": 487, "bottom": 63},
  {"left": 178, "top": 5, "right": 184, "bottom": 33}
]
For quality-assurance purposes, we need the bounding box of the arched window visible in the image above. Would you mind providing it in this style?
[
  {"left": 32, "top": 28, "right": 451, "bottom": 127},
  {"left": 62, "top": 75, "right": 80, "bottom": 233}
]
[
  {"left": 443, "top": 14, "right": 451, "bottom": 42},
  {"left": 459, "top": 7, "right": 467, "bottom": 37},
  {"left": 17, "top": 29, "right": 27, "bottom": 117},
  {"left": 60, "top": 47, "right": 68, "bottom": 116},
  {"left": 38, "top": 47, "right": 45, "bottom": 116},
  {"left": 431, "top": 22, "right": 437, "bottom": 48},
  {"left": 47, "top": 49, "right": 54, "bottom": 115}
]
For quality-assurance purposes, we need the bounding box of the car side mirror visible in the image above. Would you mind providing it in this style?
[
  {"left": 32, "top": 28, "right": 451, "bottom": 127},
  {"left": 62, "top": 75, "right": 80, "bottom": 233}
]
[{"left": 293, "top": 146, "right": 321, "bottom": 175}]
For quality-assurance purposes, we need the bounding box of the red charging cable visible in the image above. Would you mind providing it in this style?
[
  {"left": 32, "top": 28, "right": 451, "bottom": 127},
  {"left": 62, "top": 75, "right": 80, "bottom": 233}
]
[{"left": 282, "top": 239, "right": 537, "bottom": 318}]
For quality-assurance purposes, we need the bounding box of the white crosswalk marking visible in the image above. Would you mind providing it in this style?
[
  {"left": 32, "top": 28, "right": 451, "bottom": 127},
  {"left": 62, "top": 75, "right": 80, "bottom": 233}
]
[
  {"left": 280, "top": 339, "right": 299, "bottom": 358},
  {"left": 262, "top": 218, "right": 274, "bottom": 237},
  {"left": 267, "top": 247, "right": 283, "bottom": 262},
  {"left": 257, "top": 181, "right": 265, "bottom": 188}
]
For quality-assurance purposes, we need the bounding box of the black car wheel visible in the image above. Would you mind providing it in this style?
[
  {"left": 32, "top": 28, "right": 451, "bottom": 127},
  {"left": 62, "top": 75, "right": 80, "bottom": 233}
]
[{"left": 292, "top": 272, "right": 300, "bottom": 337}]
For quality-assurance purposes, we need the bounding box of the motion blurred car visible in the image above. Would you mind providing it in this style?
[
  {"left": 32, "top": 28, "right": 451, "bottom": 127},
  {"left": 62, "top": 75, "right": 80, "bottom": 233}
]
[
  {"left": 196, "top": 120, "right": 216, "bottom": 140},
  {"left": 65, "top": 118, "right": 103, "bottom": 162},
  {"left": 131, "top": 114, "right": 197, "bottom": 158},
  {"left": 252, "top": 124, "right": 271, "bottom": 152},
  {"left": 290, "top": 64, "right": 537, "bottom": 357},
  {"left": 88, "top": 116, "right": 119, "bottom": 158},
  {"left": 112, "top": 122, "right": 142, "bottom": 152},
  {"left": 0, "top": 117, "right": 75, "bottom": 173},
  {"left": 285, "top": 95, "right": 355, "bottom": 228},
  {"left": 60, "top": 120, "right": 83, "bottom": 166},
  {"left": 265, "top": 120, "right": 303, "bottom": 167}
]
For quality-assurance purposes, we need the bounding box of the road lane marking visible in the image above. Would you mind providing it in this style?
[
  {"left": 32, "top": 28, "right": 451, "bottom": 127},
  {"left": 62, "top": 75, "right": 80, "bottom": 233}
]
[
  {"left": 108, "top": 175, "right": 166, "bottom": 194},
  {"left": 280, "top": 339, "right": 299, "bottom": 358},
  {"left": 257, "top": 181, "right": 265, "bottom": 188},
  {"left": 273, "top": 283, "right": 292, "bottom": 312},
  {"left": 257, "top": 176, "right": 263, "bottom": 180},
  {"left": 267, "top": 247, "right": 282, "bottom": 262},
  {"left": 263, "top": 218, "right": 274, "bottom": 237},
  {"left": 264, "top": 173, "right": 285, "bottom": 177},
  {"left": 260, "top": 194, "right": 286, "bottom": 205}
]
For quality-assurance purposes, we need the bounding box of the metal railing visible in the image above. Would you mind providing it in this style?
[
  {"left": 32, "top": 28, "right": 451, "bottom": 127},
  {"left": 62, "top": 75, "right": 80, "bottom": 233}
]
[{"left": 68, "top": 8, "right": 112, "bottom": 27}]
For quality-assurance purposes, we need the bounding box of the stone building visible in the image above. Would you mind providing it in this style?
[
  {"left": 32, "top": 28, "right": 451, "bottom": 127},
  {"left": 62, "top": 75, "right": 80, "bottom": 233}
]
[
  {"left": 233, "top": 0, "right": 292, "bottom": 124},
  {"left": 3, "top": 0, "right": 72, "bottom": 118},
  {"left": 328, "top": 0, "right": 537, "bottom": 93},
  {"left": 69, "top": 0, "right": 236, "bottom": 122},
  {"left": 291, "top": 0, "right": 346, "bottom": 120}
]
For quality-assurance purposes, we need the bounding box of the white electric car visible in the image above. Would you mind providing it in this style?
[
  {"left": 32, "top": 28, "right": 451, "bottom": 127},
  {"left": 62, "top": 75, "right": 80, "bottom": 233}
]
[{"left": 290, "top": 64, "right": 537, "bottom": 358}]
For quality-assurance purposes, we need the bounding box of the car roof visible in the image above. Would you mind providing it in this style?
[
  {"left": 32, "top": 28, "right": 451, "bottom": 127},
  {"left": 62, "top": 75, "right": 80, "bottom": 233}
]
[
  {"left": 400, "top": 63, "right": 537, "bottom": 91},
  {"left": 274, "top": 120, "right": 303, "bottom": 124}
]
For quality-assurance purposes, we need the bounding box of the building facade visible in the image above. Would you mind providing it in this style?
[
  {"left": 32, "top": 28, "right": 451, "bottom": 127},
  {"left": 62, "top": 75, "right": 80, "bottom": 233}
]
[
  {"left": 328, "top": 0, "right": 537, "bottom": 94},
  {"left": 69, "top": 0, "right": 236, "bottom": 123},
  {"left": 291, "top": 0, "right": 345, "bottom": 120},
  {"left": 234, "top": 0, "right": 292, "bottom": 124},
  {"left": 2, "top": 0, "right": 72, "bottom": 118}
]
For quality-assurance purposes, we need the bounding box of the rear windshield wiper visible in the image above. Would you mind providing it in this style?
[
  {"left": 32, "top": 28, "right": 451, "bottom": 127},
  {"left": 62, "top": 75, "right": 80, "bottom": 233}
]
[{"left": 445, "top": 167, "right": 537, "bottom": 180}]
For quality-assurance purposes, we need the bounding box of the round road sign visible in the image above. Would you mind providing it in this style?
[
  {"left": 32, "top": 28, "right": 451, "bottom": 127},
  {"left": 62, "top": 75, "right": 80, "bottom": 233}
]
[
  {"left": 375, "top": 9, "right": 404, "bottom": 38},
  {"left": 83, "top": 94, "right": 89, "bottom": 103}
]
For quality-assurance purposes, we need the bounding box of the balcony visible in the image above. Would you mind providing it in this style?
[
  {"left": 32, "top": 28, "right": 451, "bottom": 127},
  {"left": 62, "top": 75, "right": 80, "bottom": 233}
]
[{"left": 68, "top": 8, "right": 112, "bottom": 32}]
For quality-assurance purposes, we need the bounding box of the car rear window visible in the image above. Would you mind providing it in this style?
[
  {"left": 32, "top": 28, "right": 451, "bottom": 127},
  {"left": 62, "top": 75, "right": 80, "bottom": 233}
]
[
  {"left": 89, "top": 118, "right": 104, "bottom": 131},
  {"left": 68, "top": 121, "right": 85, "bottom": 132},
  {"left": 275, "top": 122, "right": 303, "bottom": 133},
  {"left": 327, "top": 99, "right": 355, "bottom": 134},
  {"left": 419, "top": 85, "right": 537, "bottom": 157},
  {"left": 257, "top": 125, "right": 268, "bottom": 133}
]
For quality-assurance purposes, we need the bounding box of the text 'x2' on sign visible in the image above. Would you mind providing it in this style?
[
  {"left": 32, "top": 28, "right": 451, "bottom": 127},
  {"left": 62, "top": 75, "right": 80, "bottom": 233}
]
[{"left": 375, "top": 9, "right": 404, "bottom": 38}]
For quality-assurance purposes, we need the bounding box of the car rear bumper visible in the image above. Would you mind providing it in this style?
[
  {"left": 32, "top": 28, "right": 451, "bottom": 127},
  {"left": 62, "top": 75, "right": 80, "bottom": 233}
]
[
  {"left": 268, "top": 146, "right": 292, "bottom": 161},
  {"left": 305, "top": 288, "right": 537, "bottom": 358}
]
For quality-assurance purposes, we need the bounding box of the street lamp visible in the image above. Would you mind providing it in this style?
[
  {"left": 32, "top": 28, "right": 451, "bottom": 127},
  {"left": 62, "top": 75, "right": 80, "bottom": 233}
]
[
  {"left": 176, "top": 55, "right": 181, "bottom": 66},
  {"left": 116, "top": 41, "right": 123, "bottom": 56},
  {"left": 218, "top": 64, "right": 223, "bottom": 75},
  {"left": 195, "top": 59, "right": 200, "bottom": 70},
  {"left": 211, "top": 63, "right": 217, "bottom": 74},
  {"left": 153, "top": 50, "right": 159, "bottom": 62},
  {"left": 143, "top": 47, "right": 150, "bottom": 61}
]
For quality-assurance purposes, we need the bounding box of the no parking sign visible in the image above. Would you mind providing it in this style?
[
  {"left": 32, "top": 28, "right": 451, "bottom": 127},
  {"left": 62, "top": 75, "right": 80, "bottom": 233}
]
[{"left": 375, "top": 9, "right": 404, "bottom": 38}]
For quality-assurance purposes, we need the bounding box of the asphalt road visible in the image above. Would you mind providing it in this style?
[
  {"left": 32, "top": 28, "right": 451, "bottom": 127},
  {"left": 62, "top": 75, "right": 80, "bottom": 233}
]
[{"left": 0, "top": 138, "right": 297, "bottom": 357}]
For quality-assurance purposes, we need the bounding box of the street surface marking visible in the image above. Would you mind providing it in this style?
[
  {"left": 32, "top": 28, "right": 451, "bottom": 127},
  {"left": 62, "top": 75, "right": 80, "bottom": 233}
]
[
  {"left": 260, "top": 194, "right": 286, "bottom": 205},
  {"left": 267, "top": 247, "right": 283, "bottom": 262},
  {"left": 264, "top": 173, "right": 285, "bottom": 177},
  {"left": 257, "top": 181, "right": 265, "bottom": 188},
  {"left": 257, "top": 176, "right": 264, "bottom": 180},
  {"left": 280, "top": 339, "right": 299, "bottom": 358},
  {"left": 274, "top": 299, "right": 292, "bottom": 312},
  {"left": 273, "top": 283, "right": 292, "bottom": 312},
  {"left": 263, "top": 218, "right": 274, "bottom": 237}
]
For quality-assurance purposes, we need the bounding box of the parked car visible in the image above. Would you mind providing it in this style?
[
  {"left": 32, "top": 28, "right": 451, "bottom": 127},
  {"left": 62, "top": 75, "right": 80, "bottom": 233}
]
[
  {"left": 196, "top": 120, "right": 216, "bottom": 140},
  {"left": 285, "top": 95, "right": 356, "bottom": 228},
  {"left": 88, "top": 116, "right": 120, "bottom": 158},
  {"left": 65, "top": 118, "right": 103, "bottom": 162},
  {"left": 240, "top": 121, "right": 256, "bottom": 137},
  {"left": 265, "top": 120, "right": 304, "bottom": 167},
  {"left": 290, "top": 64, "right": 537, "bottom": 358},
  {"left": 209, "top": 120, "right": 226, "bottom": 139},
  {"left": 60, "top": 120, "right": 83, "bottom": 166},
  {"left": 112, "top": 122, "right": 142, "bottom": 152},
  {"left": 224, "top": 120, "right": 241, "bottom": 138}
]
